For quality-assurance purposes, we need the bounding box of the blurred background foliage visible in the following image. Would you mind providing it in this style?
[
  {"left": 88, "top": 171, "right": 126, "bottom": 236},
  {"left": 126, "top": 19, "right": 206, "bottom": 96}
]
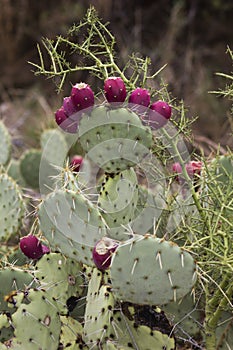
[{"left": 0, "top": 0, "right": 233, "bottom": 149}]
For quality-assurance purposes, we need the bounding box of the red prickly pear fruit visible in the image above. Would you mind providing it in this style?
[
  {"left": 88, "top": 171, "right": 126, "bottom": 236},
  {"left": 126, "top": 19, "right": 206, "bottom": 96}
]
[
  {"left": 71, "top": 83, "right": 94, "bottom": 111},
  {"left": 55, "top": 106, "right": 67, "bottom": 125},
  {"left": 20, "top": 235, "right": 44, "bottom": 259},
  {"left": 41, "top": 244, "right": 50, "bottom": 254},
  {"left": 147, "top": 100, "right": 172, "bottom": 129},
  {"left": 186, "top": 161, "right": 202, "bottom": 178},
  {"left": 104, "top": 77, "right": 127, "bottom": 103},
  {"left": 70, "top": 155, "right": 83, "bottom": 173},
  {"left": 55, "top": 107, "right": 78, "bottom": 133},
  {"left": 92, "top": 237, "right": 119, "bottom": 270},
  {"left": 129, "top": 88, "right": 150, "bottom": 107},
  {"left": 172, "top": 162, "right": 182, "bottom": 174},
  {"left": 63, "top": 96, "right": 79, "bottom": 116}
]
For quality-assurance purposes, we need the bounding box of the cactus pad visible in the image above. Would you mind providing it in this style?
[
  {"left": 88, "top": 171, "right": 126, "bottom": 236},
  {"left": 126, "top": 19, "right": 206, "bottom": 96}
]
[
  {"left": 40, "top": 128, "right": 68, "bottom": 194},
  {"left": 19, "top": 149, "right": 42, "bottom": 189},
  {"left": 0, "top": 121, "right": 11, "bottom": 166},
  {"left": 34, "top": 252, "right": 84, "bottom": 314},
  {"left": 110, "top": 234, "right": 197, "bottom": 305},
  {"left": 0, "top": 173, "right": 25, "bottom": 240},
  {"left": 11, "top": 289, "right": 61, "bottom": 350},
  {"left": 0, "top": 267, "right": 34, "bottom": 314},
  {"left": 38, "top": 189, "right": 107, "bottom": 266},
  {"left": 78, "top": 106, "right": 152, "bottom": 173},
  {"left": 98, "top": 168, "right": 138, "bottom": 240},
  {"left": 83, "top": 268, "right": 116, "bottom": 347}
]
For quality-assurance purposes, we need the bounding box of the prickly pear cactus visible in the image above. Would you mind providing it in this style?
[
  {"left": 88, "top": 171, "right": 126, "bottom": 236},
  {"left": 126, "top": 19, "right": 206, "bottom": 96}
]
[
  {"left": 19, "top": 149, "right": 42, "bottom": 189},
  {"left": 0, "top": 121, "right": 11, "bottom": 166},
  {"left": 110, "top": 234, "right": 197, "bottom": 305},
  {"left": 38, "top": 189, "right": 107, "bottom": 266},
  {"left": 78, "top": 106, "right": 153, "bottom": 173},
  {"left": 114, "top": 303, "right": 176, "bottom": 350},
  {"left": 83, "top": 268, "right": 116, "bottom": 347},
  {"left": 98, "top": 168, "right": 138, "bottom": 240},
  {"left": 7, "top": 159, "right": 26, "bottom": 187},
  {"left": 10, "top": 289, "right": 61, "bottom": 350},
  {"left": 40, "top": 128, "right": 69, "bottom": 194},
  {"left": 131, "top": 184, "right": 166, "bottom": 236},
  {"left": 34, "top": 252, "right": 84, "bottom": 314},
  {"left": 60, "top": 315, "right": 88, "bottom": 349},
  {"left": 0, "top": 267, "right": 35, "bottom": 315},
  {"left": 163, "top": 293, "right": 203, "bottom": 340},
  {"left": 0, "top": 172, "right": 25, "bottom": 240}
]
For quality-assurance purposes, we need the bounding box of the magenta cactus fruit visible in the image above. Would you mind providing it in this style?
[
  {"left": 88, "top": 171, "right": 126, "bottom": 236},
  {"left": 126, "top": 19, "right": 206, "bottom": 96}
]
[
  {"left": 71, "top": 82, "right": 94, "bottom": 111},
  {"left": 129, "top": 87, "right": 150, "bottom": 107},
  {"left": 20, "top": 234, "right": 44, "bottom": 259},
  {"left": 63, "top": 96, "right": 79, "bottom": 116},
  {"left": 172, "top": 162, "right": 182, "bottom": 174},
  {"left": 55, "top": 107, "right": 78, "bottom": 133},
  {"left": 172, "top": 160, "right": 202, "bottom": 182},
  {"left": 70, "top": 155, "right": 83, "bottom": 172},
  {"left": 186, "top": 161, "right": 202, "bottom": 178},
  {"left": 147, "top": 100, "right": 172, "bottom": 129},
  {"left": 92, "top": 237, "right": 119, "bottom": 270},
  {"left": 104, "top": 77, "right": 127, "bottom": 103}
]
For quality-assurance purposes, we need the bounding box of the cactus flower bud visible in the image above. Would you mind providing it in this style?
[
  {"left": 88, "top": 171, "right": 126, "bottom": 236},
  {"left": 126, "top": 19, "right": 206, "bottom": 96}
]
[{"left": 104, "top": 77, "right": 127, "bottom": 103}]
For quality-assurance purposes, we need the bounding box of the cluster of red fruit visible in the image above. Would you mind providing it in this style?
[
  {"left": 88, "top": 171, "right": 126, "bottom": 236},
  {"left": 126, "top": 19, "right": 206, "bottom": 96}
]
[
  {"left": 55, "top": 77, "right": 172, "bottom": 133},
  {"left": 172, "top": 160, "right": 202, "bottom": 183}
]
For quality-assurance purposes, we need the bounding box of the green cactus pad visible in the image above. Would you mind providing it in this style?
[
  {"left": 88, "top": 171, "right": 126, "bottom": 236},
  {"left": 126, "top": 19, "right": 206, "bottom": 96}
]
[
  {"left": 78, "top": 106, "right": 152, "bottom": 173},
  {"left": 40, "top": 129, "right": 68, "bottom": 194},
  {"left": 38, "top": 189, "right": 107, "bottom": 266},
  {"left": 110, "top": 234, "right": 197, "bottom": 305},
  {"left": 163, "top": 293, "right": 203, "bottom": 339},
  {"left": 34, "top": 252, "right": 84, "bottom": 314},
  {"left": 19, "top": 149, "right": 42, "bottom": 189},
  {"left": 131, "top": 184, "right": 166, "bottom": 235},
  {"left": 11, "top": 289, "right": 61, "bottom": 350},
  {"left": 83, "top": 268, "right": 116, "bottom": 347},
  {"left": 0, "top": 314, "right": 14, "bottom": 343},
  {"left": 0, "top": 121, "right": 11, "bottom": 166},
  {"left": 98, "top": 168, "right": 138, "bottom": 240},
  {"left": 0, "top": 172, "right": 25, "bottom": 240},
  {"left": 0, "top": 267, "right": 34, "bottom": 314},
  {"left": 7, "top": 159, "right": 26, "bottom": 187},
  {"left": 60, "top": 315, "right": 86, "bottom": 348},
  {"left": 114, "top": 303, "right": 176, "bottom": 350}
]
